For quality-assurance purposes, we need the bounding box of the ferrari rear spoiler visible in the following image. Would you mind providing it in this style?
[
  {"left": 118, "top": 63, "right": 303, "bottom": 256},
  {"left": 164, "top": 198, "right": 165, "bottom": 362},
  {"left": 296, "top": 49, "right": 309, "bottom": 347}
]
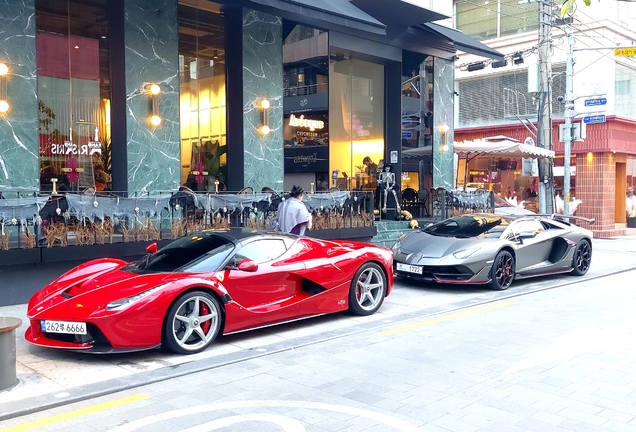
[{"left": 534, "top": 214, "right": 596, "bottom": 225}]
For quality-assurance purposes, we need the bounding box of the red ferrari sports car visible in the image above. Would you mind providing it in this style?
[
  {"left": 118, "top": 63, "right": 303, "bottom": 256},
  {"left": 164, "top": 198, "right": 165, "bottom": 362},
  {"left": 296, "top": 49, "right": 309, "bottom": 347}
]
[{"left": 25, "top": 228, "right": 393, "bottom": 354}]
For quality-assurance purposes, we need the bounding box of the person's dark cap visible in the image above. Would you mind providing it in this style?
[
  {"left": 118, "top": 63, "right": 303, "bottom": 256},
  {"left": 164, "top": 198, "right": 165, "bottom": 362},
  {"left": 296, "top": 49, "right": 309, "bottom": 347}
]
[{"left": 290, "top": 185, "right": 305, "bottom": 197}]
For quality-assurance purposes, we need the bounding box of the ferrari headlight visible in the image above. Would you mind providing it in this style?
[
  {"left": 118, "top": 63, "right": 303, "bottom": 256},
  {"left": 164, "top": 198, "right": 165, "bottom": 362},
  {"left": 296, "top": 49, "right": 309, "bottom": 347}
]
[
  {"left": 453, "top": 247, "right": 480, "bottom": 260},
  {"left": 105, "top": 283, "right": 169, "bottom": 311}
]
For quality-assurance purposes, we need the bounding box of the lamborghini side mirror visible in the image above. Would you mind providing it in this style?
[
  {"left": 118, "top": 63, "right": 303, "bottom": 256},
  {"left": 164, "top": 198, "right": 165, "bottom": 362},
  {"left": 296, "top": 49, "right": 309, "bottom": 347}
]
[{"left": 145, "top": 242, "right": 158, "bottom": 254}]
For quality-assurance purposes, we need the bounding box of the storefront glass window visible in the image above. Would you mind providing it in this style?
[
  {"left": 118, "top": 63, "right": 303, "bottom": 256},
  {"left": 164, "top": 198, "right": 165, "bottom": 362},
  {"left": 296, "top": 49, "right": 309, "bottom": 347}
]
[
  {"left": 35, "top": 0, "right": 111, "bottom": 193},
  {"left": 329, "top": 51, "right": 384, "bottom": 192},
  {"left": 401, "top": 53, "right": 434, "bottom": 194},
  {"left": 179, "top": 1, "right": 226, "bottom": 192},
  {"left": 283, "top": 25, "right": 329, "bottom": 192}
]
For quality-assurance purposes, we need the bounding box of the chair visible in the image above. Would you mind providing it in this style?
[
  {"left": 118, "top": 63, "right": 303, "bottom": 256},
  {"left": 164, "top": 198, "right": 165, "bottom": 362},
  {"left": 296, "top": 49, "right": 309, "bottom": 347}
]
[
  {"left": 401, "top": 188, "right": 418, "bottom": 217},
  {"left": 238, "top": 187, "right": 254, "bottom": 195},
  {"left": 418, "top": 189, "right": 430, "bottom": 217}
]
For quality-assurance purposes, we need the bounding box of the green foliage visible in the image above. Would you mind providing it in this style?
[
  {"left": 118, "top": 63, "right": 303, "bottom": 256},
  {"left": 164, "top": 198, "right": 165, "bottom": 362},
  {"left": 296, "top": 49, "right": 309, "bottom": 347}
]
[
  {"left": 202, "top": 140, "right": 227, "bottom": 183},
  {"left": 100, "top": 137, "right": 112, "bottom": 175},
  {"left": 561, "top": 0, "right": 594, "bottom": 17}
]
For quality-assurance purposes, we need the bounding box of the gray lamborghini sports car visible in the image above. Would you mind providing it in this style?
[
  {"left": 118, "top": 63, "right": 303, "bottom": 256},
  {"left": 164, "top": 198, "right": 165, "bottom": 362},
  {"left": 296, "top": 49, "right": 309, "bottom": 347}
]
[{"left": 391, "top": 213, "right": 593, "bottom": 290}]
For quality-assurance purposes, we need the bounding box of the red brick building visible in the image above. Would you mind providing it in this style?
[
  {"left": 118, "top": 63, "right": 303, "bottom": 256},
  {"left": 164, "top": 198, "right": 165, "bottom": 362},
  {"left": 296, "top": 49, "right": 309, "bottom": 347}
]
[{"left": 455, "top": 116, "right": 636, "bottom": 238}]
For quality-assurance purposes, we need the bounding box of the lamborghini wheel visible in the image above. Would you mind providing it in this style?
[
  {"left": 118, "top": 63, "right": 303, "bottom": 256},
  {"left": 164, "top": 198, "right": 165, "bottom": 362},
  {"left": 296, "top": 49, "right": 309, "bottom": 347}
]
[
  {"left": 488, "top": 250, "right": 515, "bottom": 290},
  {"left": 349, "top": 263, "right": 387, "bottom": 316},
  {"left": 571, "top": 239, "right": 592, "bottom": 276},
  {"left": 163, "top": 291, "right": 221, "bottom": 354}
]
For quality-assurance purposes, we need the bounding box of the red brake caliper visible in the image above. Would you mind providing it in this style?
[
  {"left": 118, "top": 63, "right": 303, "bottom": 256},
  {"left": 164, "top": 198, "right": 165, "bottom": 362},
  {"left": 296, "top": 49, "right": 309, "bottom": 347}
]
[{"left": 200, "top": 302, "right": 211, "bottom": 334}]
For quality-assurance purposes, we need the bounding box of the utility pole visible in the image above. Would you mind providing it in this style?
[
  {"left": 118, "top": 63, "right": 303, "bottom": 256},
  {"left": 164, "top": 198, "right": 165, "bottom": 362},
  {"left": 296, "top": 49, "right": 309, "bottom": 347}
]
[
  {"left": 563, "top": 29, "right": 574, "bottom": 217},
  {"left": 538, "top": 0, "right": 555, "bottom": 214}
]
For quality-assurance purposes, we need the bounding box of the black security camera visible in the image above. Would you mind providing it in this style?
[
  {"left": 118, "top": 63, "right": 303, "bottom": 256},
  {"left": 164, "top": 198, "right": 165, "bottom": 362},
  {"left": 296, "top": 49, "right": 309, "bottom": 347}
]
[{"left": 557, "top": 95, "right": 565, "bottom": 103}]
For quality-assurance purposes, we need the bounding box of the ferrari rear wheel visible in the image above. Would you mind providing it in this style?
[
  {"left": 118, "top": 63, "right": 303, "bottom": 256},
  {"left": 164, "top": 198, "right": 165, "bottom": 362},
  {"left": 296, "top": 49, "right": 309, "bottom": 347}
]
[
  {"left": 349, "top": 263, "right": 386, "bottom": 316},
  {"left": 163, "top": 291, "right": 221, "bottom": 355},
  {"left": 488, "top": 250, "right": 515, "bottom": 290},
  {"left": 571, "top": 239, "right": 592, "bottom": 276}
]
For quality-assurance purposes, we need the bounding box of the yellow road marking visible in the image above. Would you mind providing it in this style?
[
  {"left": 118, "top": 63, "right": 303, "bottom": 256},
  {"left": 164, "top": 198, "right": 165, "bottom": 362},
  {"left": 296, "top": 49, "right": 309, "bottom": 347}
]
[
  {"left": 381, "top": 301, "right": 515, "bottom": 336},
  {"left": 1, "top": 393, "right": 149, "bottom": 432}
]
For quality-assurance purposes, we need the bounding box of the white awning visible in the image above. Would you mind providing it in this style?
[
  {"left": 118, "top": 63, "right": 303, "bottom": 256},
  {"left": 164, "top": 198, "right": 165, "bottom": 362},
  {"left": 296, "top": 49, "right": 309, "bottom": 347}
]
[{"left": 454, "top": 136, "right": 555, "bottom": 159}]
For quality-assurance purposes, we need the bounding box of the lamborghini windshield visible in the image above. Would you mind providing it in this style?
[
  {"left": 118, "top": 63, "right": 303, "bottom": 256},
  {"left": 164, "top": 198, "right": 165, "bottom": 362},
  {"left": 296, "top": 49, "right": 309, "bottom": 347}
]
[
  {"left": 424, "top": 215, "right": 510, "bottom": 238},
  {"left": 129, "top": 233, "right": 236, "bottom": 273}
]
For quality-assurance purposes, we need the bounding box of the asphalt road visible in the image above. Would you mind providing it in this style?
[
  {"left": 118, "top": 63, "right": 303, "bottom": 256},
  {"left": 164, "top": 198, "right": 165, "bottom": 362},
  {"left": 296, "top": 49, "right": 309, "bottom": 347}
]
[{"left": 0, "top": 236, "right": 635, "bottom": 431}]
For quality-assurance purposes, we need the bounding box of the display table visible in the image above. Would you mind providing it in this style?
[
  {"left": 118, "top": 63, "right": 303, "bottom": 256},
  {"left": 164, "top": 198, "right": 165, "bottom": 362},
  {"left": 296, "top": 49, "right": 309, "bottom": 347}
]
[{"left": 0, "top": 316, "right": 22, "bottom": 391}]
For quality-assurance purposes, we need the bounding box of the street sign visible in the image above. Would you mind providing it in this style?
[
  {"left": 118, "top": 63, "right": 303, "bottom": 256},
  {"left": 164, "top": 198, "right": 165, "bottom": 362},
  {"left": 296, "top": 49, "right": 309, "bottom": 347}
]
[
  {"left": 584, "top": 97, "right": 607, "bottom": 107},
  {"left": 583, "top": 114, "right": 606, "bottom": 124},
  {"left": 614, "top": 47, "right": 636, "bottom": 57},
  {"left": 401, "top": 131, "right": 413, "bottom": 139}
]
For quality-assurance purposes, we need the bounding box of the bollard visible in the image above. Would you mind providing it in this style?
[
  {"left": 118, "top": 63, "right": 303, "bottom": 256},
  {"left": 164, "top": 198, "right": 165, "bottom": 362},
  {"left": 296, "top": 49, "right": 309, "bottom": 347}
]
[{"left": 0, "top": 317, "right": 22, "bottom": 391}]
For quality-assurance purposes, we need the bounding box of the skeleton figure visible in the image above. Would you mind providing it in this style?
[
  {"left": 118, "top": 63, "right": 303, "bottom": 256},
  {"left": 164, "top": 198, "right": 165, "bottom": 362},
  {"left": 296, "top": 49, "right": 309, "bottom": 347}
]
[{"left": 378, "top": 165, "right": 401, "bottom": 214}]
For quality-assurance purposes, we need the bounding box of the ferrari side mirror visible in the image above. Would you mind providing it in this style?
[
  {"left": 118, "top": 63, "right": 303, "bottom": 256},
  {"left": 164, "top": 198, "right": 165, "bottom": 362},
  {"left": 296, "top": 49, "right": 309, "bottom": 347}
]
[
  {"left": 145, "top": 242, "right": 158, "bottom": 254},
  {"left": 237, "top": 258, "right": 258, "bottom": 272}
]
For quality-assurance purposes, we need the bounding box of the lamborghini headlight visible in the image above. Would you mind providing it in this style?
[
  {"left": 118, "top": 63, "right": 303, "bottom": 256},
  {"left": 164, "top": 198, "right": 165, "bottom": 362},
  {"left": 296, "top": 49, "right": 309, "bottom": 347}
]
[
  {"left": 105, "top": 283, "right": 169, "bottom": 311},
  {"left": 453, "top": 247, "right": 480, "bottom": 260}
]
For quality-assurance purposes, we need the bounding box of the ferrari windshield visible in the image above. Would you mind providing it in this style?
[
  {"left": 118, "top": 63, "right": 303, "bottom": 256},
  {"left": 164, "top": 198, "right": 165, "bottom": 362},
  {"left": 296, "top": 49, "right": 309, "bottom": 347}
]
[
  {"left": 132, "top": 233, "right": 236, "bottom": 273},
  {"left": 424, "top": 215, "right": 510, "bottom": 238}
]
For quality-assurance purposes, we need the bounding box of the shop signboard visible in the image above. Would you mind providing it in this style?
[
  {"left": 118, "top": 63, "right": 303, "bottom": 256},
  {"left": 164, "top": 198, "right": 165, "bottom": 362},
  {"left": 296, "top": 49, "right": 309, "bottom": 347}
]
[{"left": 284, "top": 145, "right": 328, "bottom": 173}]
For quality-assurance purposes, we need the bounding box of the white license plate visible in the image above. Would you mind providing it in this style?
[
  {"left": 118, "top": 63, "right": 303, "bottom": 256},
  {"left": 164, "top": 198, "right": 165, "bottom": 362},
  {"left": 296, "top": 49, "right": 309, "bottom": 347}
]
[
  {"left": 396, "top": 262, "right": 423, "bottom": 274},
  {"left": 41, "top": 320, "right": 87, "bottom": 335}
]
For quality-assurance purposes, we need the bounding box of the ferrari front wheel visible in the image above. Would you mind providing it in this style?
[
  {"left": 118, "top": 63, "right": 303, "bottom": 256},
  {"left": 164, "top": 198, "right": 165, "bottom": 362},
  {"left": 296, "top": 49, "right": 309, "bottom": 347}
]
[
  {"left": 163, "top": 291, "right": 221, "bottom": 354},
  {"left": 488, "top": 250, "right": 515, "bottom": 290},
  {"left": 571, "top": 239, "right": 592, "bottom": 276},
  {"left": 349, "top": 263, "right": 387, "bottom": 316}
]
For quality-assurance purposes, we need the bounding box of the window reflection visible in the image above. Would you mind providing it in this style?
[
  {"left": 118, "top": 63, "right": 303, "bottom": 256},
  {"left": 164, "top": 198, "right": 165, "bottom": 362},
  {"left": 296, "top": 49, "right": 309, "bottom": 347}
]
[
  {"left": 35, "top": 0, "right": 111, "bottom": 193},
  {"left": 401, "top": 52, "right": 433, "bottom": 193},
  {"left": 179, "top": 1, "right": 227, "bottom": 192},
  {"left": 329, "top": 52, "right": 384, "bottom": 192},
  {"left": 283, "top": 24, "right": 330, "bottom": 192}
]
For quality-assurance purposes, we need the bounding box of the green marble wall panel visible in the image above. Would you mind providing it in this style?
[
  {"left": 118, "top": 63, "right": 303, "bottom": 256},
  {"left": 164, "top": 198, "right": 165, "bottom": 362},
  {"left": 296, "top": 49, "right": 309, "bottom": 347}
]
[
  {"left": 125, "top": 0, "right": 180, "bottom": 194},
  {"left": 0, "top": 1, "right": 38, "bottom": 194},
  {"left": 243, "top": 9, "right": 283, "bottom": 192},
  {"left": 432, "top": 57, "right": 455, "bottom": 190}
]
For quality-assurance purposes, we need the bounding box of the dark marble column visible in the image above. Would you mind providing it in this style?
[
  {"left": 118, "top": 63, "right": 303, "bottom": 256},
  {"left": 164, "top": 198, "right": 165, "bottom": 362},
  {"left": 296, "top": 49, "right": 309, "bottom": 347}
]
[
  {"left": 242, "top": 9, "right": 283, "bottom": 192},
  {"left": 0, "top": 1, "right": 38, "bottom": 195},
  {"left": 433, "top": 57, "right": 455, "bottom": 189},
  {"left": 123, "top": 0, "right": 180, "bottom": 194}
]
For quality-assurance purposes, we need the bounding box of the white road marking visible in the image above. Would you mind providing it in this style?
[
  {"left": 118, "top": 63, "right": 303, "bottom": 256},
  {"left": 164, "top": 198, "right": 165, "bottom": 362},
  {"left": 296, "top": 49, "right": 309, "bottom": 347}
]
[
  {"left": 181, "top": 413, "right": 306, "bottom": 432},
  {"left": 107, "top": 400, "right": 424, "bottom": 432}
]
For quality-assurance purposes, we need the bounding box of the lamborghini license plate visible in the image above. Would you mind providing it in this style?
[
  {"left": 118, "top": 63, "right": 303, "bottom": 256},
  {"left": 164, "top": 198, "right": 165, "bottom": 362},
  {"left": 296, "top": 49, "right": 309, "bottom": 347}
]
[
  {"left": 41, "top": 320, "right": 87, "bottom": 335},
  {"left": 396, "top": 262, "right": 422, "bottom": 274}
]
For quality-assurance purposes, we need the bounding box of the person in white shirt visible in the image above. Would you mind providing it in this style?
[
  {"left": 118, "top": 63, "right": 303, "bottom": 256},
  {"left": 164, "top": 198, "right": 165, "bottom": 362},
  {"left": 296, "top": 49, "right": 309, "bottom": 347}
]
[{"left": 275, "top": 185, "right": 312, "bottom": 235}]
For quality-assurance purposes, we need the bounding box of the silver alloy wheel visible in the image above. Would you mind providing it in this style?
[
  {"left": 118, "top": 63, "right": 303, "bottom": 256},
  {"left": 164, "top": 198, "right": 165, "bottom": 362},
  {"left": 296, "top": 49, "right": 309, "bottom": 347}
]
[
  {"left": 355, "top": 266, "right": 385, "bottom": 312},
  {"left": 171, "top": 295, "right": 220, "bottom": 352}
]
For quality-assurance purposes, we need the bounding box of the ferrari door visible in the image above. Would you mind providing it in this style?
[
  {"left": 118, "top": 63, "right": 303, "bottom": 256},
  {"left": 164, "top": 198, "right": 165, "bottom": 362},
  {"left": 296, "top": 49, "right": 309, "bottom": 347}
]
[
  {"left": 510, "top": 219, "right": 557, "bottom": 276},
  {"left": 221, "top": 238, "right": 305, "bottom": 328}
]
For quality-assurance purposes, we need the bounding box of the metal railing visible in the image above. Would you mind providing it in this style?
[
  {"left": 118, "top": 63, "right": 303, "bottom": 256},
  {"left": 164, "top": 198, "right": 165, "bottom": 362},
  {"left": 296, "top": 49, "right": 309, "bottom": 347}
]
[{"left": 0, "top": 189, "right": 374, "bottom": 250}]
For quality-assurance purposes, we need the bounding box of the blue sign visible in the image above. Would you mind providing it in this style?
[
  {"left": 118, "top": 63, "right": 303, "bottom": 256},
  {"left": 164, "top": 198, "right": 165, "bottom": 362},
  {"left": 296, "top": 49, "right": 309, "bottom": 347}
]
[
  {"left": 583, "top": 114, "right": 606, "bottom": 124},
  {"left": 401, "top": 131, "right": 413, "bottom": 139},
  {"left": 584, "top": 97, "right": 607, "bottom": 107}
]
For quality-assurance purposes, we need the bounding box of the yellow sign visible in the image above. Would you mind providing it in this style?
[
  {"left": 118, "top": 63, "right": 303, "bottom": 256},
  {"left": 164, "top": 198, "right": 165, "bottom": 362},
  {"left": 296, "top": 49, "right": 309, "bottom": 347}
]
[{"left": 614, "top": 48, "right": 636, "bottom": 57}]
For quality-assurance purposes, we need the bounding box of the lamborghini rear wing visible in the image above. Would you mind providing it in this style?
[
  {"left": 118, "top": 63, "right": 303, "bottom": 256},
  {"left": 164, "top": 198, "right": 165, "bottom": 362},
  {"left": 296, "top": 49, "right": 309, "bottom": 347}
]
[{"left": 537, "top": 214, "right": 596, "bottom": 225}]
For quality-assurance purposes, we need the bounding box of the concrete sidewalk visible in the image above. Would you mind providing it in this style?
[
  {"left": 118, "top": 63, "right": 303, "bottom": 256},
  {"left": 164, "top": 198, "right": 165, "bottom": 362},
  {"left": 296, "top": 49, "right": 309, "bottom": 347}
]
[{"left": 0, "top": 237, "right": 634, "bottom": 421}]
